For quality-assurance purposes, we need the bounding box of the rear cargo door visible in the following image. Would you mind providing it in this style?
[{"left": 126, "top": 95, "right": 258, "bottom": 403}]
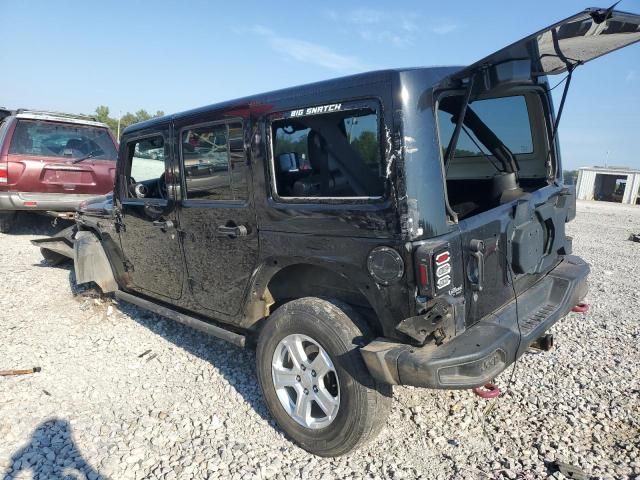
[
  {"left": 434, "top": 7, "right": 640, "bottom": 326},
  {"left": 448, "top": 7, "right": 640, "bottom": 81}
]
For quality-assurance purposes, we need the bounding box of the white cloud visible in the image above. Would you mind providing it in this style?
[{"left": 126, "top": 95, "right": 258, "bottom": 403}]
[
  {"left": 326, "top": 8, "right": 420, "bottom": 48},
  {"left": 248, "top": 26, "right": 366, "bottom": 71},
  {"left": 626, "top": 70, "right": 638, "bottom": 82},
  {"left": 348, "top": 8, "right": 384, "bottom": 26},
  {"left": 430, "top": 23, "right": 458, "bottom": 35}
]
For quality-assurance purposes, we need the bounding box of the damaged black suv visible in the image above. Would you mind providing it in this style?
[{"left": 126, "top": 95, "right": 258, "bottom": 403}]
[{"left": 35, "top": 8, "right": 639, "bottom": 456}]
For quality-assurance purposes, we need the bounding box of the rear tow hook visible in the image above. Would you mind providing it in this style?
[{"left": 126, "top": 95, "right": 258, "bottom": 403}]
[
  {"left": 572, "top": 302, "right": 590, "bottom": 313},
  {"left": 472, "top": 383, "right": 501, "bottom": 399}
]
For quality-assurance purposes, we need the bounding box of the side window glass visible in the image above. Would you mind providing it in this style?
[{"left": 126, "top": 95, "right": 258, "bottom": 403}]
[
  {"left": 271, "top": 107, "right": 384, "bottom": 198},
  {"left": 181, "top": 122, "right": 247, "bottom": 201},
  {"left": 126, "top": 136, "right": 166, "bottom": 199},
  {"left": 228, "top": 122, "right": 248, "bottom": 200}
]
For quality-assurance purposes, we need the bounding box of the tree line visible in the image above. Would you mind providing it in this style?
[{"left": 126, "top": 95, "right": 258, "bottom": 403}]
[{"left": 92, "top": 106, "right": 164, "bottom": 138}]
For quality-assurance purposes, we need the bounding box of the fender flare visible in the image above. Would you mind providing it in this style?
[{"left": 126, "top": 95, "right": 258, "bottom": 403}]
[{"left": 73, "top": 230, "right": 118, "bottom": 293}]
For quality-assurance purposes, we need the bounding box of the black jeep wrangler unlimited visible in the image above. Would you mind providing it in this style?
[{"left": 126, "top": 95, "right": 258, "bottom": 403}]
[{"left": 35, "top": 8, "right": 639, "bottom": 456}]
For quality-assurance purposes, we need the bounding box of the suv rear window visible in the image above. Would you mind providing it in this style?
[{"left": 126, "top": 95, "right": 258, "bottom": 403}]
[
  {"left": 9, "top": 120, "right": 117, "bottom": 160},
  {"left": 271, "top": 107, "right": 384, "bottom": 198},
  {"left": 438, "top": 95, "right": 534, "bottom": 159}
]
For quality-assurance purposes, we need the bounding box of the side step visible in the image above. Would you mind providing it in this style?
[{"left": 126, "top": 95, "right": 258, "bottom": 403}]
[{"left": 115, "top": 290, "right": 246, "bottom": 348}]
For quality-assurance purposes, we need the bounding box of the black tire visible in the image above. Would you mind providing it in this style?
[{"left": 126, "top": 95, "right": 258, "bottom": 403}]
[
  {"left": 256, "top": 297, "right": 391, "bottom": 456},
  {"left": 40, "top": 248, "right": 70, "bottom": 266},
  {"left": 0, "top": 211, "right": 17, "bottom": 234}
]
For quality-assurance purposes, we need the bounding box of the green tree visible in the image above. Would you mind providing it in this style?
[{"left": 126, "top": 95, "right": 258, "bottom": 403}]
[{"left": 91, "top": 106, "right": 164, "bottom": 139}]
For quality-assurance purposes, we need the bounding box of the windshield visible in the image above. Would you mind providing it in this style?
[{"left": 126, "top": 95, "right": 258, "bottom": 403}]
[{"left": 9, "top": 119, "right": 118, "bottom": 160}]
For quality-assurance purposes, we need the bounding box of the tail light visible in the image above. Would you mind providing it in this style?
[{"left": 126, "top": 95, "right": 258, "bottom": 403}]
[
  {"left": 0, "top": 163, "right": 7, "bottom": 185},
  {"left": 415, "top": 245, "right": 453, "bottom": 297}
]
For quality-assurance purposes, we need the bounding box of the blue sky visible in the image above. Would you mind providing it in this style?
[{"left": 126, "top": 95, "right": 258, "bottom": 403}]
[{"left": 1, "top": 0, "right": 639, "bottom": 169}]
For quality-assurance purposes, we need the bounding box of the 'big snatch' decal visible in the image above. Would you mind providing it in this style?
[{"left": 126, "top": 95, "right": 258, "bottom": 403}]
[{"left": 288, "top": 103, "right": 342, "bottom": 118}]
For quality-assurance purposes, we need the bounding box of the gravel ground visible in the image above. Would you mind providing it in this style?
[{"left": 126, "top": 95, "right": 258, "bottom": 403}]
[{"left": 0, "top": 200, "right": 639, "bottom": 480}]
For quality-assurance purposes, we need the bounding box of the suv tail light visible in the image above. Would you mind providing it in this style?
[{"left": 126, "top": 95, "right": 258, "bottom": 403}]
[{"left": 0, "top": 162, "right": 7, "bottom": 188}]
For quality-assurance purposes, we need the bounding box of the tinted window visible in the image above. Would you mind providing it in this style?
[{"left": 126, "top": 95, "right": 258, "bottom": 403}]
[
  {"left": 9, "top": 120, "right": 118, "bottom": 159},
  {"left": 438, "top": 95, "right": 533, "bottom": 158},
  {"left": 126, "top": 136, "right": 166, "bottom": 199},
  {"left": 181, "top": 121, "right": 247, "bottom": 201},
  {"left": 272, "top": 108, "right": 383, "bottom": 198}
]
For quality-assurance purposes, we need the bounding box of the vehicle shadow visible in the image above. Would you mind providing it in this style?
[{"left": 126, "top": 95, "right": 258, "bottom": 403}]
[
  {"left": 6, "top": 213, "right": 73, "bottom": 237},
  {"left": 112, "top": 298, "right": 274, "bottom": 425},
  {"left": 1, "top": 418, "right": 103, "bottom": 480}
]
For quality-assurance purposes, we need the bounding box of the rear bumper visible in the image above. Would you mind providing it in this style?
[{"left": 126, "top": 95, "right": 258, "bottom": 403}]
[
  {"left": 361, "top": 255, "right": 590, "bottom": 388},
  {"left": 0, "top": 191, "right": 99, "bottom": 212}
]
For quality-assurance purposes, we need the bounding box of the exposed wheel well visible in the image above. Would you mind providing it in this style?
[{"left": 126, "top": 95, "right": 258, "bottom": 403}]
[{"left": 262, "top": 263, "right": 382, "bottom": 336}]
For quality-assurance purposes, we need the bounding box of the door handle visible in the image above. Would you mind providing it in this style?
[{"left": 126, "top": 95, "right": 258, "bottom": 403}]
[
  {"left": 469, "top": 239, "right": 485, "bottom": 292},
  {"left": 217, "top": 224, "right": 248, "bottom": 238},
  {"left": 153, "top": 219, "right": 176, "bottom": 229}
]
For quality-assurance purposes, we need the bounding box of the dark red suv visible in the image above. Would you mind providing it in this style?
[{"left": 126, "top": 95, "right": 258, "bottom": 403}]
[{"left": 0, "top": 108, "right": 118, "bottom": 232}]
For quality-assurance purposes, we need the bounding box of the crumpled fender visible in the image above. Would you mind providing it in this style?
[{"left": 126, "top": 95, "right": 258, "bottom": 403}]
[{"left": 73, "top": 231, "right": 118, "bottom": 293}]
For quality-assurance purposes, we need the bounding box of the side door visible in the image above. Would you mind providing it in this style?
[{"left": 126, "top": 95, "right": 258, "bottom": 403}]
[
  {"left": 175, "top": 118, "right": 259, "bottom": 317},
  {"left": 117, "top": 128, "right": 184, "bottom": 300}
]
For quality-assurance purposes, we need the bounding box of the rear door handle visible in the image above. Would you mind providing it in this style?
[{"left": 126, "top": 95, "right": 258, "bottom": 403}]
[{"left": 217, "top": 224, "right": 248, "bottom": 238}]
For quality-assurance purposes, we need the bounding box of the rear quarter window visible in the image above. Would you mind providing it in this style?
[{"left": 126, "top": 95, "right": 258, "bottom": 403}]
[{"left": 270, "top": 103, "right": 385, "bottom": 199}]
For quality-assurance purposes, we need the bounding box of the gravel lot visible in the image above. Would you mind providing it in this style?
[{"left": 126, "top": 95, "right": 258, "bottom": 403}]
[{"left": 1, "top": 200, "right": 639, "bottom": 480}]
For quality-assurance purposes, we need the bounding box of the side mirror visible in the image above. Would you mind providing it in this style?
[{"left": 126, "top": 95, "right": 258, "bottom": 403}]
[{"left": 278, "top": 152, "right": 299, "bottom": 173}]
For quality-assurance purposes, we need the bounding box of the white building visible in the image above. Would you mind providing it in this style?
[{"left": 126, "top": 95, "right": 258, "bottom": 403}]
[{"left": 576, "top": 166, "right": 640, "bottom": 205}]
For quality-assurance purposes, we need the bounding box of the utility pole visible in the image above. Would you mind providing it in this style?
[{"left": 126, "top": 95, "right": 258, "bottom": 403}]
[{"left": 117, "top": 111, "right": 122, "bottom": 139}]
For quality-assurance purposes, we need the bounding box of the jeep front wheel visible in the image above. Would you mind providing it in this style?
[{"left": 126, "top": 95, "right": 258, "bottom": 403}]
[{"left": 256, "top": 297, "right": 391, "bottom": 456}]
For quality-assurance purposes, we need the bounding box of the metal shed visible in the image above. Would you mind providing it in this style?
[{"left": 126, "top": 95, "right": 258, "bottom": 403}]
[{"left": 576, "top": 167, "right": 640, "bottom": 205}]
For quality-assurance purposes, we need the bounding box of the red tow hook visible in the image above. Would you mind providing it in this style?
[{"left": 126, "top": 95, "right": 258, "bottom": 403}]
[
  {"left": 472, "top": 383, "right": 501, "bottom": 399},
  {"left": 571, "top": 302, "right": 590, "bottom": 313}
]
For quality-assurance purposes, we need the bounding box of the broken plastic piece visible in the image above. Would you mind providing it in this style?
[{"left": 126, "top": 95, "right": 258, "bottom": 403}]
[
  {"left": 472, "top": 383, "right": 501, "bottom": 399},
  {"left": 571, "top": 302, "right": 589, "bottom": 313}
]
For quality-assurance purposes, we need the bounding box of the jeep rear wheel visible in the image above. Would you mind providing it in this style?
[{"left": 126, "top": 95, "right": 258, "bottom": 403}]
[
  {"left": 256, "top": 297, "right": 391, "bottom": 456},
  {"left": 0, "top": 211, "right": 17, "bottom": 234}
]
